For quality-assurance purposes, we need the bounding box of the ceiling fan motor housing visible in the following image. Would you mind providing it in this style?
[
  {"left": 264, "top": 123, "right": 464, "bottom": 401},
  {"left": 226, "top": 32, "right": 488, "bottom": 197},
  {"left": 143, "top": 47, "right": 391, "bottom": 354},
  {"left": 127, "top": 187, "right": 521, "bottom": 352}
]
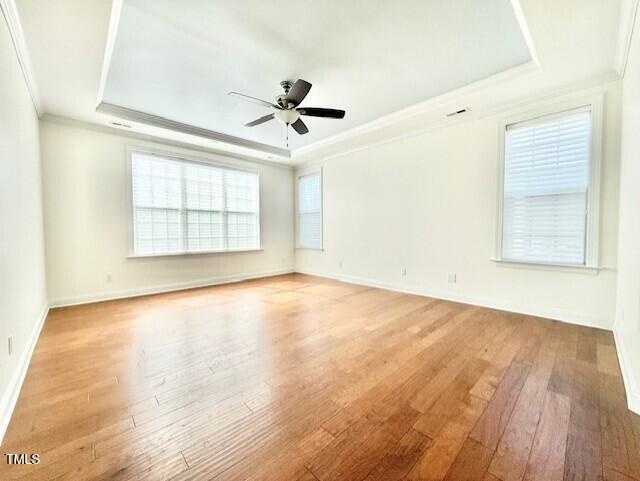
[{"left": 275, "top": 94, "right": 290, "bottom": 108}]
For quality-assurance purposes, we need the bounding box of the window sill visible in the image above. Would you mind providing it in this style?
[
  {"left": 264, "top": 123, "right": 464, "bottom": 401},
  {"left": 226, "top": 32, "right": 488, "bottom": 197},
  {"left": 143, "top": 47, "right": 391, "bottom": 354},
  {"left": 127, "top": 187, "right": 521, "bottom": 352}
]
[
  {"left": 492, "top": 258, "right": 601, "bottom": 274},
  {"left": 129, "top": 248, "right": 264, "bottom": 259}
]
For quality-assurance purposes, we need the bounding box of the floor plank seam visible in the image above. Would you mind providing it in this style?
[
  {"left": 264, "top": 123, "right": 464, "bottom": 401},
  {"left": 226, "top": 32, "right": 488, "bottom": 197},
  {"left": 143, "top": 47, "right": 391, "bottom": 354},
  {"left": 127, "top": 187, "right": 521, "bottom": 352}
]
[
  {"left": 2, "top": 274, "right": 637, "bottom": 481},
  {"left": 180, "top": 450, "right": 190, "bottom": 469}
]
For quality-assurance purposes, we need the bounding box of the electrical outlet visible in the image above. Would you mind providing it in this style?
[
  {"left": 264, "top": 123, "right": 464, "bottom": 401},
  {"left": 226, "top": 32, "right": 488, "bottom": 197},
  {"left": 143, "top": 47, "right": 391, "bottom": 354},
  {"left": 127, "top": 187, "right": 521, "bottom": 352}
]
[
  {"left": 338, "top": 261, "right": 343, "bottom": 268},
  {"left": 401, "top": 267, "right": 407, "bottom": 276},
  {"left": 447, "top": 273, "right": 457, "bottom": 283},
  {"left": 106, "top": 274, "right": 112, "bottom": 283},
  {"left": 8, "top": 336, "right": 13, "bottom": 356}
]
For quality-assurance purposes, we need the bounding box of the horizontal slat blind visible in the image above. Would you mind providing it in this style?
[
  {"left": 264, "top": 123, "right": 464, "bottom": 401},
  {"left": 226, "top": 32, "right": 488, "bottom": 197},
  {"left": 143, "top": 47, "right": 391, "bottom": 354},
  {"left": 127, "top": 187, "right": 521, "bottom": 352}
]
[
  {"left": 502, "top": 109, "right": 591, "bottom": 265},
  {"left": 298, "top": 172, "right": 321, "bottom": 249},
  {"left": 225, "top": 170, "right": 259, "bottom": 250},
  {"left": 184, "top": 162, "right": 224, "bottom": 252},
  {"left": 131, "top": 152, "right": 259, "bottom": 256}
]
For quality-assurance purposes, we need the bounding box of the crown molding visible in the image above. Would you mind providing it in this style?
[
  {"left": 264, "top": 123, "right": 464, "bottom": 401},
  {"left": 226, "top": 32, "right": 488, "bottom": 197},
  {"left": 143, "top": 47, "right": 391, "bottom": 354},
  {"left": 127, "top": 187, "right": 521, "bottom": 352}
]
[
  {"left": 292, "top": 1, "right": 540, "bottom": 162},
  {"left": 292, "top": 61, "right": 540, "bottom": 161},
  {"left": 41, "top": 113, "right": 293, "bottom": 170},
  {"left": 293, "top": 72, "right": 619, "bottom": 170},
  {"left": 0, "top": 0, "right": 42, "bottom": 116},
  {"left": 94, "top": 1, "right": 291, "bottom": 161},
  {"left": 96, "top": 101, "right": 290, "bottom": 158},
  {"left": 616, "top": 0, "right": 640, "bottom": 77}
]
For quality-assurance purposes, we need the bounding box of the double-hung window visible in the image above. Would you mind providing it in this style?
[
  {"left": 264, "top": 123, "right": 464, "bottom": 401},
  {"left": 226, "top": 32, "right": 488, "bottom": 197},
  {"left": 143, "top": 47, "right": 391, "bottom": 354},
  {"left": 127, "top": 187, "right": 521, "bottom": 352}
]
[
  {"left": 297, "top": 170, "right": 322, "bottom": 249},
  {"left": 130, "top": 151, "right": 260, "bottom": 256},
  {"left": 497, "top": 100, "right": 601, "bottom": 268}
]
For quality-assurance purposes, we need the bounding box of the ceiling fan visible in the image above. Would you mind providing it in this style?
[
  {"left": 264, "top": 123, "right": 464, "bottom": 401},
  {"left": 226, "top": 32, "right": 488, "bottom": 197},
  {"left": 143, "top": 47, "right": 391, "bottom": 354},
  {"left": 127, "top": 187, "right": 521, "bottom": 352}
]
[{"left": 228, "top": 79, "right": 345, "bottom": 136}]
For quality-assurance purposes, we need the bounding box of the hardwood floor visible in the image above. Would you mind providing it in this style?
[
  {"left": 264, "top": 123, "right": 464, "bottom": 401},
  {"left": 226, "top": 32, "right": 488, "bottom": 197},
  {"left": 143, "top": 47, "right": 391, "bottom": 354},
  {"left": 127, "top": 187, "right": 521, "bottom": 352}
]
[{"left": 1, "top": 273, "right": 639, "bottom": 481}]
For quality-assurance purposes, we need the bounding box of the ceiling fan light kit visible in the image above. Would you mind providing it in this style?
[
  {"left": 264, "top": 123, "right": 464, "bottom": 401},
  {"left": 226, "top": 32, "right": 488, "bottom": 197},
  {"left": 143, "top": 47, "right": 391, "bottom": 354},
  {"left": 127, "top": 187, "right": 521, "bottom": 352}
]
[
  {"left": 228, "top": 79, "right": 346, "bottom": 140},
  {"left": 274, "top": 109, "right": 300, "bottom": 125}
]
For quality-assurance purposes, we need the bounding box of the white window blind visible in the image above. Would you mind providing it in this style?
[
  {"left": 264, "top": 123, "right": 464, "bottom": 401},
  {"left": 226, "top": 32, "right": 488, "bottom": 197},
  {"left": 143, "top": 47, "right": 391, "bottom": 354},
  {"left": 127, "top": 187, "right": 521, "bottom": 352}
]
[
  {"left": 501, "top": 108, "right": 592, "bottom": 265},
  {"left": 297, "top": 171, "right": 322, "bottom": 249},
  {"left": 131, "top": 152, "right": 259, "bottom": 256}
]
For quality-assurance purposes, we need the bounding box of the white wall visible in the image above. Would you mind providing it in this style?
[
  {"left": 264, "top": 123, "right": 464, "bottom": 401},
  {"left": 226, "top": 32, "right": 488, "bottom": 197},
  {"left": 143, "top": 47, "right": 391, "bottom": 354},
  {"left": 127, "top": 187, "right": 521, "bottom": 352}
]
[
  {"left": 40, "top": 120, "right": 295, "bottom": 306},
  {"left": 296, "top": 83, "right": 622, "bottom": 330},
  {"left": 615, "top": 6, "right": 640, "bottom": 413},
  {"left": 0, "top": 13, "right": 48, "bottom": 436}
]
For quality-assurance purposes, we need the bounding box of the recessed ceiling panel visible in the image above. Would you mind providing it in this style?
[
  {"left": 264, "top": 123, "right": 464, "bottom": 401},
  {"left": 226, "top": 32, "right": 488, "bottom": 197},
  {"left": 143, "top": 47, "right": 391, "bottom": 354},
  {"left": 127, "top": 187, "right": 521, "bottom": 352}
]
[{"left": 103, "top": 0, "right": 532, "bottom": 150}]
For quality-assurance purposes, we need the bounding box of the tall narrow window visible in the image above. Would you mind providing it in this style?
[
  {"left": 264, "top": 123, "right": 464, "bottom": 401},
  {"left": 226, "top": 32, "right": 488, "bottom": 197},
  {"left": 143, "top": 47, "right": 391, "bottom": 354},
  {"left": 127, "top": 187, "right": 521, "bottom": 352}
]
[
  {"left": 131, "top": 151, "right": 259, "bottom": 256},
  {"left": 499, "top": 107, "right": 594, "bottom": 266},
  {"left": 297, "top": 170, "right": 322, "bottom": 249}
]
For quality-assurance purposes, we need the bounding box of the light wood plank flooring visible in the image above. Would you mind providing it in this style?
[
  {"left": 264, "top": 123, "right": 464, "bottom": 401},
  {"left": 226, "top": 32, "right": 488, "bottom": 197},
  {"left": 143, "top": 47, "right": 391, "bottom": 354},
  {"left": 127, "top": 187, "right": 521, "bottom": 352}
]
[{"left": 1, "top": 274, "right": 639, "bottom": 481}]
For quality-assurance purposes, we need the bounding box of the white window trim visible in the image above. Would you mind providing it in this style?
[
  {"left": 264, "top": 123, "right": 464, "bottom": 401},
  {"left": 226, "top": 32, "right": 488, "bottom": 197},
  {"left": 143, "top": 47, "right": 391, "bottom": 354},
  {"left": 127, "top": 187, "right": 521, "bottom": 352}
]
[
  {"left": 126, "top": 145, "right": 262, "bottom": 258},
  {"left": 493, "top": 93, "right": 603, "bottom": 271},
  {"left": 295, "top": 166, "right": 323, "bottom": 250}
]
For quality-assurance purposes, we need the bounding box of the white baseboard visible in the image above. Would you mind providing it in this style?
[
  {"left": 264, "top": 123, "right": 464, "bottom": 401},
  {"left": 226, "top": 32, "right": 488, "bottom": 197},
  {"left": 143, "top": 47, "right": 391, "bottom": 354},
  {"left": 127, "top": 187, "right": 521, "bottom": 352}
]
[
  {"left": 49, "top": 268, "right": 295, "bottom": 307},
  {"left": 0, "top": 302, "right": 49, "bottom": 445},
  {"left": 613, "top": 328, "right": 640, "bottom": 415},
  {"left": 0, "top": 268, "right": 293, "bottom": 443},
  {"left": 294, "top": 269, "right": 611, "bottom": 331},
  {"left": 0, "top": 268, "right": 629, "bottom": 449}
]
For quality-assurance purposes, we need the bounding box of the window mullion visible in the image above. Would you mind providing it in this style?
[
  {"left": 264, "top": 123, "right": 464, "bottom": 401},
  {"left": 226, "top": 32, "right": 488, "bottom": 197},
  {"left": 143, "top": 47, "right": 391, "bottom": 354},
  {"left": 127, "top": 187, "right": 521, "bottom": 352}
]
[{"left": 131, "top": 151, "right": 259, "bottom": 256}]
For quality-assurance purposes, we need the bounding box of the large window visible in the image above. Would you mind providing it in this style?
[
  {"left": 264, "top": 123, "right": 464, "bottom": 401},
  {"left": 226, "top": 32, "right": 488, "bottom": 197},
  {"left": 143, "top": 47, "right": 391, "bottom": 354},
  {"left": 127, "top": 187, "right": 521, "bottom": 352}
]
[
  {"left": 497, "top": 102, "right": 601, "bottom": 267},
  {"left": 297, "top": 170, "right": 322, "bottom": 249},
  {"left": 130, "top": 151, "right": 260, "bottom": 256}
]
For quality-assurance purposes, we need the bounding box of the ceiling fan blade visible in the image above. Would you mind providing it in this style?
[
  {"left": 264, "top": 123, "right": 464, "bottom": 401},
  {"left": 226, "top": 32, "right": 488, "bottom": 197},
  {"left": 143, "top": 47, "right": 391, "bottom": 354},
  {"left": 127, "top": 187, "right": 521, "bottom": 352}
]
[
  {"left": 229, "top": 92, "right": 281, "bottom": 109},
  {"left": 245, "top": 113, "right": 275, "bottom": 127},
  {"left": 298, "top": 107, "right": 345, "bottom": 119},
  {"left": 286, "top": 79, "right": 312, "bottom": 106},
  {"left": 290, "top": 118, "right": 309, "bottom": 135}
]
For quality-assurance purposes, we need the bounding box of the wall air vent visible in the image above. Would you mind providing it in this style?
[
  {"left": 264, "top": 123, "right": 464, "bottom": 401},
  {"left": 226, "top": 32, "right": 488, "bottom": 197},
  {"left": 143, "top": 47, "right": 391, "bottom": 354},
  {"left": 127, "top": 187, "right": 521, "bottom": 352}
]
[
  {"left": 446, "top": 107, "right": 470, "bottom": 118},
  {"left": 108, "top": 120, "right": 132, "bottom": 129}
]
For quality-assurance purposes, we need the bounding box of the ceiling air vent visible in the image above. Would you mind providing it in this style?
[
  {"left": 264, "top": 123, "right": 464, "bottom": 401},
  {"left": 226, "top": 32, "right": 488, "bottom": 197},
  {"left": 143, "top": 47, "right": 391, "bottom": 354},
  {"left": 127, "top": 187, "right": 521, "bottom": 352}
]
[{"left": 446, "top": 107, "right": 469, "bottom": 118}]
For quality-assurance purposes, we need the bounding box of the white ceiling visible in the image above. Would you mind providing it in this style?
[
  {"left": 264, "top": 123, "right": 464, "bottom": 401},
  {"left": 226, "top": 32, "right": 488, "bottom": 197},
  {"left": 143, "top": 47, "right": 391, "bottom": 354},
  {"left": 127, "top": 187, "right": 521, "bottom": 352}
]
[
  {"left": 14, "top": 0, "right": 623, "bottom": 163},
  {"left": 103, "top": 0, "right": 531, "bottom": 151}
]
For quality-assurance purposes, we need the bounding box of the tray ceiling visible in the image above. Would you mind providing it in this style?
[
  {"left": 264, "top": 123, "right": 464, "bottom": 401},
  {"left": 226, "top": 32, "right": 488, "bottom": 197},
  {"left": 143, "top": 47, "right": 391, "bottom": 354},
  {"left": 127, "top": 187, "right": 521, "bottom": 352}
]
[{"left": 101, "top": 0, "right": 532, "bottom": 151}]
